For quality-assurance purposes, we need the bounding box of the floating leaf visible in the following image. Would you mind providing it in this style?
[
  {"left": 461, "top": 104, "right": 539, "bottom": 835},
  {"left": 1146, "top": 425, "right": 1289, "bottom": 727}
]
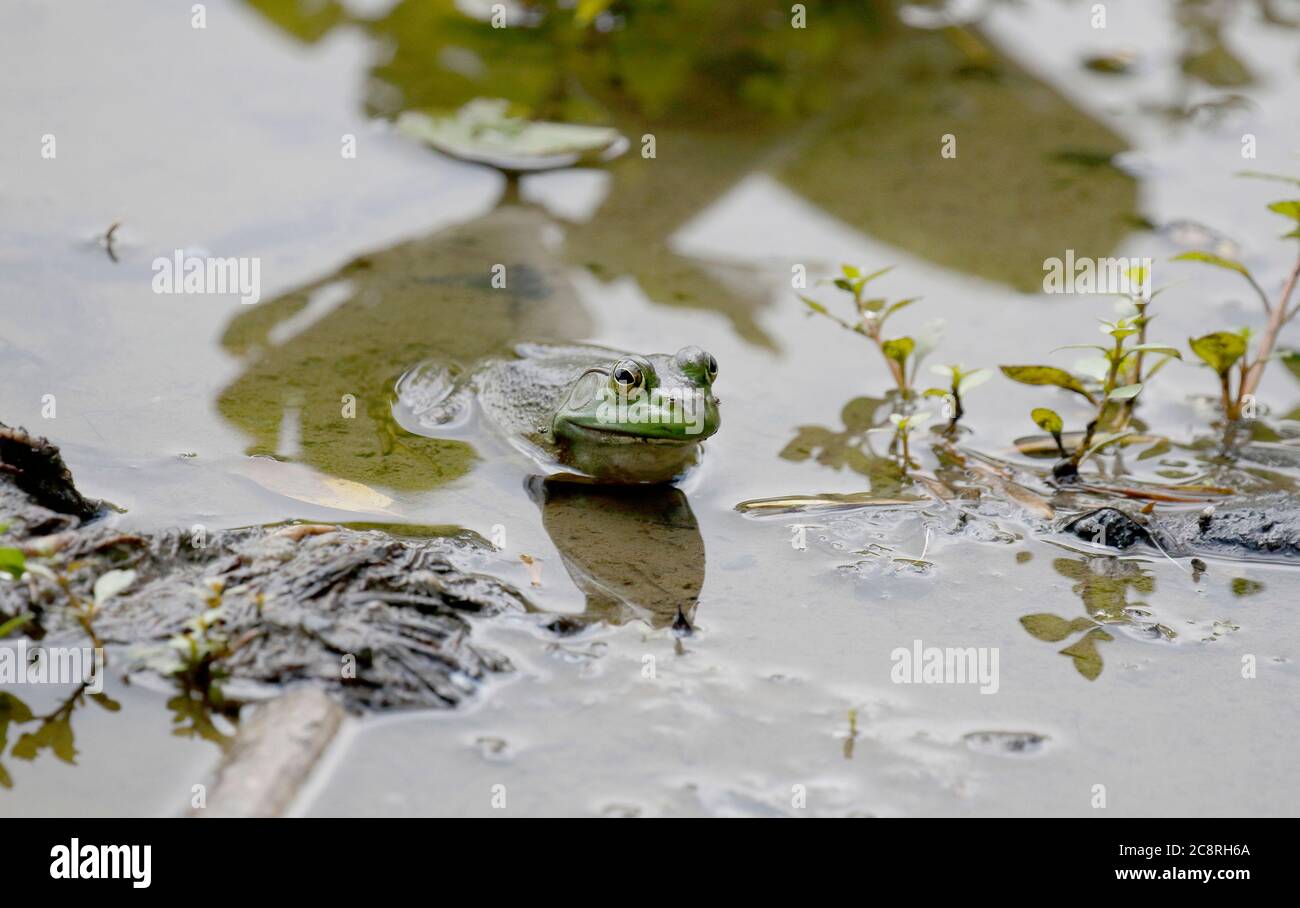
[
  {"left": 1000, "top": 365, "right": 1095, "bottom": 401},
  {"left": 397, "top": 100, "right": 623, "bottom": 171},
  {"left": 1189, "top": 331, "right": 1248, "bottom": 375},
  {"left": 1031, "top": 407, "right": 1063, "bottom": 435}
]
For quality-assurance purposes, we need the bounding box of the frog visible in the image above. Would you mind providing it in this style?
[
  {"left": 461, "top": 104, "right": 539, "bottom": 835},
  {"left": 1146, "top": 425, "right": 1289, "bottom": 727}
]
[{"left": 394, "top": 342, "right": 721, "bottom": 483}]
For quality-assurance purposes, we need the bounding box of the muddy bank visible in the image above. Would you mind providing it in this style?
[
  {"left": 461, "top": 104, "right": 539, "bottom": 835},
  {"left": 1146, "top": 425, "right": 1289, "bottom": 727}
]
[{"left": 1, "top": 422, "right": 528, "bottom": 710}]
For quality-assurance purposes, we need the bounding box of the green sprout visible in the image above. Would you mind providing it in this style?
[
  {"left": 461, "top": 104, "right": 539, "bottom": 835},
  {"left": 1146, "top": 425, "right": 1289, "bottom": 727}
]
[
  {"left": 1003, "top": 314, "right": 1181, "bottom": 479},
  {"left": 800, "top": 264, "right": 932, "bottom": 399},
  {"left": 923, "top": 364, "right": 991, "bottom": 435},
  {"left": 888, "top": 411, "right": 931, "bottom": 473}
]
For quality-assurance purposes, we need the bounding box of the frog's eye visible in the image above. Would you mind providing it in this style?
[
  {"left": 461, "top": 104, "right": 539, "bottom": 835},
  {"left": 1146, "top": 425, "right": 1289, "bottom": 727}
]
[
  {"left": 676, "top": 346, "right": 717, "bottom": 383},
  {"left": 611, "top": 360, "right": 645, "bottom": 393}
]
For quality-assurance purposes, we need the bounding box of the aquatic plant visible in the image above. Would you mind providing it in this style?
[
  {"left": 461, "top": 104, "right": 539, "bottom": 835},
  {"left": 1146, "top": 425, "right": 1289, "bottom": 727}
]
[
  {"left": 164, "top": 580, "right": 236, "bottom": 701},
  {"left": 1002, "top": 295, "right": 1182, "bottom": 479},
  {"left": 923, "top": 364, "right": 991, "bottom": 435},
  {"left": 799, "top": 264, "right": 939, "bottom": 401},
  {"left": 887, "top": 411, "right": 930, "bottom": 472}
]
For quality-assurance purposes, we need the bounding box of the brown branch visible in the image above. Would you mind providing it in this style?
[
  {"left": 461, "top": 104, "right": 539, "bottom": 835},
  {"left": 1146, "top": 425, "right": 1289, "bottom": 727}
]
[{"left": 1238, "top": 249, "right": 1300, "bottom": 403}]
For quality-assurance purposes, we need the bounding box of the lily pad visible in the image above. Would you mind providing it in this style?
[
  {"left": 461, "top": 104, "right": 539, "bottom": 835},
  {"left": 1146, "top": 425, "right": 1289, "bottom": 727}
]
[{"left": 398, "top": 99, "right": 626, "bottom": 172}]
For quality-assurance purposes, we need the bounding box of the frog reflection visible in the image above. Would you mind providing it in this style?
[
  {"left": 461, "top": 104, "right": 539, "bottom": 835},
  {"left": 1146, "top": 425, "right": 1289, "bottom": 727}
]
[
  {"left": 1020, "top": 556, "right": 1172, "bottom": 681},
  {"left": 527, "top": 478, "right": 704, "bottom": 631}
]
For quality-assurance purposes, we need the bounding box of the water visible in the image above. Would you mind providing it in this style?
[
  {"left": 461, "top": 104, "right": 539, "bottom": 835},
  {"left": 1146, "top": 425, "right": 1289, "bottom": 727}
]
[{"left": 2, "top": 0, "right": 1299, "bottom": 815}]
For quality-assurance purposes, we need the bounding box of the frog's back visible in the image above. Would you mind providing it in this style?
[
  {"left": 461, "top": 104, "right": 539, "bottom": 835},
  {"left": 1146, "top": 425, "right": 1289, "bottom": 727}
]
[{"left": 476, "top": 342, "right": 625, "bottom": 444}]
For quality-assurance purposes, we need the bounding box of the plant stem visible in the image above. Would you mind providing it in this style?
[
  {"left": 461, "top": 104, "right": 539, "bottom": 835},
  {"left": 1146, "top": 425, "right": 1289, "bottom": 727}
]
[{"left": 1238, "top": 249, "right": 1300, "bottom": 405}]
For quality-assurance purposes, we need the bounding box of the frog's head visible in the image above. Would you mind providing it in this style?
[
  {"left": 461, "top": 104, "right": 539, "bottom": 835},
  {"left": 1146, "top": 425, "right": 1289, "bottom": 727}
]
[{"left": 551, "top": 346, "right": 721, "bottom": 482}]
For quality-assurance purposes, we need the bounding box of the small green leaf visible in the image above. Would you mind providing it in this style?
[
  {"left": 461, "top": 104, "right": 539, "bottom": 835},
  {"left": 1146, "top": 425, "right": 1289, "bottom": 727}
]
[
  {"left": 799, "top": 295, "right": 829, "bottom": 316},
  {"left": 882, "top": 336, "right": 915, "bottom": 366},
  {"left": 1172, "top": 250, "right": 1253, "bottom": 279},
  {"left": 833, "top": 278, "right": 854, "bottom": 292},
  {"left": 1266, "top": 200, "right": 1300, "bottom": 222},
  {"left": 0, "top": 613, "right": 33, "bottom": 639},
  {"left": 0, "top": 548, "right": 25, "bottom": 579},
  {"left": 1108, "top": 383, "right": 1143, "bottom": 401},
  {"left": 1129, "top": 344, "right": 1182, "bottom": 358},
  {"left": 841, "top": 264, "right": 861, "bottom": 279},
  {"left": 1031, "top": 407, "right": 1064, "bottom": 435},
  {"left": 999, "top": 365, "right": 1096, "bottom": 401},
  {"left": 885, "top": 297, "right": 921, "bottom": 317},
  {"left": 1189, "top": 331, "right": 1248, "bottom": 375}
]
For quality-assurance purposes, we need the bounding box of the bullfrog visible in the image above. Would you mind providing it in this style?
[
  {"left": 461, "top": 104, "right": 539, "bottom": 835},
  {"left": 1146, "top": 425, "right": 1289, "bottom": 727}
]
[{"left": 394, "top": 343, "right": 721, "bottom": 484}]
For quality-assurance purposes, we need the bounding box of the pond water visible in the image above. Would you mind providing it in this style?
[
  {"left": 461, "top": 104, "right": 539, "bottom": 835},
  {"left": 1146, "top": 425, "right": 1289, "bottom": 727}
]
[{"left": 3, "top": 0, "right": 1299, "bottom": 815}]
